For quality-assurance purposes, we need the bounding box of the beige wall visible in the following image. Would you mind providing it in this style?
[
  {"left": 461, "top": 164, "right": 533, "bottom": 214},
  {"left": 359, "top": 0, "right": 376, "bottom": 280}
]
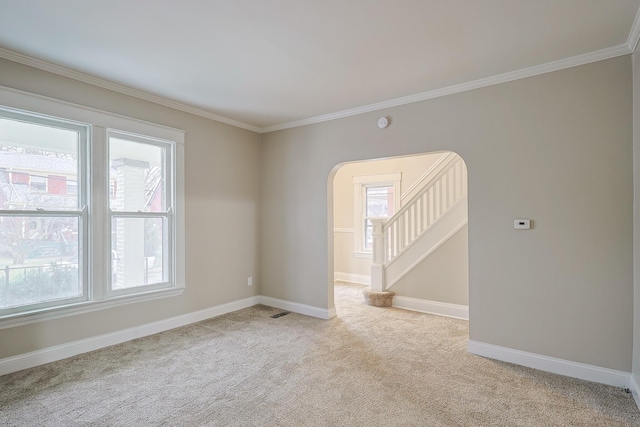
[
  {"left": 633, "top": 46, "right": 640, "bottom": 387},
  {"left": 0, "top": 58, "right": 262, "bottom": 359},
  {"left": 391, "top": 225, "right": 468, "bottom": 305},
  {"left": 260, "top": 56, "right": 633, "bottom": 371}
]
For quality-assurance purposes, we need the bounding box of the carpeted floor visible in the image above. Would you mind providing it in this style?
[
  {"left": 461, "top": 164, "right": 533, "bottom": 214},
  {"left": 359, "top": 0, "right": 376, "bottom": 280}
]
[{"left": 1, "top": 283, "right": 639, "bottom": 426}]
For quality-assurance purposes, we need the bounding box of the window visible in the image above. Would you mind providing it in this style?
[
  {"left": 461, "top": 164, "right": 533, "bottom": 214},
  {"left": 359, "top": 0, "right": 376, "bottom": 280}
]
[
  {"left": 353, "top": 173, "right": 401, "bottom": 257},
  {"left": 108, "top": 131, "right": 171, "bottom": 292},
  {"left": 29, "top": 174, "right": 47, "bottom": 192},
  {"left": 0, "top": 88, "right": 184, "bottom": 325},
  {"left": 66, "top": 179, "right": 77, "bottom": 195},
  {"left": 0, "top": 110, "right": 86, "bottom": 313},
  {"left": 363, "top": 185, "right": 396, "bottom": 250}
]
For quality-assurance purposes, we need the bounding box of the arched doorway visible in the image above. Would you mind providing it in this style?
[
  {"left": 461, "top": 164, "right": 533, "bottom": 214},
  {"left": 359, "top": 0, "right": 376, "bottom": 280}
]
[{"left": 329, "top": 151, "right": 469, "bottom": 318}]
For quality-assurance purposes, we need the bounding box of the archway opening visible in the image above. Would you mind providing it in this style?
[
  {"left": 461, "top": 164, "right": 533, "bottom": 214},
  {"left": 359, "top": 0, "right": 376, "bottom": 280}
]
[{"left": 329, "top": 151, "right": 469, "bottom": 319}]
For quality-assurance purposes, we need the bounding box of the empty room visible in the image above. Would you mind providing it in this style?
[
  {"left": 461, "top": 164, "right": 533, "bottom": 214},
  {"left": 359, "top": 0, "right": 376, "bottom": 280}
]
[{"left": 2, "top": 1, "right": 640, "bottom": 425}]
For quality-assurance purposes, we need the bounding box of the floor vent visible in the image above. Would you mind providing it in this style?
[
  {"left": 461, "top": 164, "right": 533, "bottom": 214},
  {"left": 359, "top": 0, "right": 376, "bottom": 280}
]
[{"left": 270, "top": 311, "right": 291, "bottom": 319}]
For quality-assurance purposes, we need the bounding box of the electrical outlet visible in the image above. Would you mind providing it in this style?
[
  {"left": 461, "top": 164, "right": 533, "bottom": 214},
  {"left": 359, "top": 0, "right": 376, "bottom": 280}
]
[{"left": 247, "top": 276, "right": 253, "bottom": 286}]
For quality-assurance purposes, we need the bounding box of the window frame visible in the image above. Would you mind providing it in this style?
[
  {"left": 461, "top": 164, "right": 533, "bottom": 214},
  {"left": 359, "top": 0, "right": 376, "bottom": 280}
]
[
  {"left": 352, "top": 173, "right": 401, "bottom": 258},
  {"left": 0, "top": 107, "right": 89, "bottom": 316},
  {"left": 0, "top": 86, "right": 185, "bottom": 329},
  {"left": 107, "top": 129, "right": 175, "bottom": 297}
]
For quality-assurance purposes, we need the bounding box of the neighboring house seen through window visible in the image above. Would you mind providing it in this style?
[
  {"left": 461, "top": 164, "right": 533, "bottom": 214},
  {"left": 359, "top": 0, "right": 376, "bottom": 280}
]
[{"left": 363, "top": 185, "right": 396, "bottom": 250}]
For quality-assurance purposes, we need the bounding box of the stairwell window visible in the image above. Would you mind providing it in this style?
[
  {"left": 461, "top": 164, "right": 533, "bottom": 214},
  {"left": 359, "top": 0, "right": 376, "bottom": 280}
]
[
  {"left": 364, "top": 186, "right": 395, "bottom": 249},
  {"left": 353, "top": 173, "right": 400, "bottom": 257},
  {"left": 0, "top": 87, "right": 185, "bottom": 326}
]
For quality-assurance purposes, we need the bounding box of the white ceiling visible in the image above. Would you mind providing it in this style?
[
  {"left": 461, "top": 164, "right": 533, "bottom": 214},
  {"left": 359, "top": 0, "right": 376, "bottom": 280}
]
[{"left": 0, "top": 0, "right": 639, "bottom": 132}]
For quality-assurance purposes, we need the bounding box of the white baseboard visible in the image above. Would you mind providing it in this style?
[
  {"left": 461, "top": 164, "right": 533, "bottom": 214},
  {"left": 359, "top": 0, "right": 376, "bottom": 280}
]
[
  {"left": 258, "top": 295, "right": 336, "bottom": 319},
  {"left": 631, "top": 374, "right": 640, "bottom": 410},
  {"left": 334, "top": 272, "right": 370, "bottom": 286},
  {"left": 392, "top": 296, "right": 469, "bottom": 320},
  {"left": 468, "top": 340, "right": 631, "bottom": 388},
  {"left": 0, "top": 294, "right": 337, "bottom": 376},
  {"left": 0, "top": 296, "right": 260, "bottom": 377}
]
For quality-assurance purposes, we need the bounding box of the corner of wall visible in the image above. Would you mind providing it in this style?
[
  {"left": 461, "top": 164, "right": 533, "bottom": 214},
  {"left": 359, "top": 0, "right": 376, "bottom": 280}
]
[{"left": 632, "top": 44, "right": 640, "bottom": 412}]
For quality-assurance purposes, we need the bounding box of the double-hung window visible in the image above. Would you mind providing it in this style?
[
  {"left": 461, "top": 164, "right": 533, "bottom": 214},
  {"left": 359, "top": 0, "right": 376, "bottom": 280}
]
[
  {"left": 0, "top": 110, "right": 87, "bottom": 313},
  {"left": 363, "top": 185, "right": 396, "bottom": 250},
  {"left": 108, "top": 131, "right": 172, "bottom": 293},
  {"left": 0, "top": 87, "right": 184, "bottom": 325},
  {"left": 352, "top": 173, "right": 400, "bottom": 257}
]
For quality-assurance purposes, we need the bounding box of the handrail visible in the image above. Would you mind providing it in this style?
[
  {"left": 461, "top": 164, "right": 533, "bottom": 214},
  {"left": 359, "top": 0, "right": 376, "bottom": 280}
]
[{"left": 400, "top": 152, "right": 452, "bottom": 202}]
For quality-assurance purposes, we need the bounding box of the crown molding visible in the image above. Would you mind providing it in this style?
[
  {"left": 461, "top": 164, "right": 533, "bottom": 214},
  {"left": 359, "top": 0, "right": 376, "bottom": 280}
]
[
  {"left": 0, "top": 39, "right": 635, "bottom": 135},
  {"left": 0, "top": 47, "right": 261, "bottom": 133},
  {"left": 261, "top": 43, "right": 633, "bottom": 133},
  {"left": 628, "top": 5, "right": 640, "bottom": 52}
]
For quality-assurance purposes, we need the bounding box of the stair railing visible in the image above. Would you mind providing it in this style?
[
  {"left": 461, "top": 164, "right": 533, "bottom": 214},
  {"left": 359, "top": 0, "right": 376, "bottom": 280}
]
[{"left": 371, "top": 154, "right": 467, "bottom": 291}]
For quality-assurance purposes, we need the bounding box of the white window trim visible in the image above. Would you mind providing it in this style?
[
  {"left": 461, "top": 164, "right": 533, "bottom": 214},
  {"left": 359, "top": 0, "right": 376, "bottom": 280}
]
[
  {"left": 352, "top": 173, "right": 401, "bottom": 258},
  {"left": 0, "top": 108, "right": 90, "bottom": 315},
  {"left": 106, "top": 129, "right": 175, "bottom": 297},
  {"left": 0, "top": 85, "right": 185, "bottom": 329}
]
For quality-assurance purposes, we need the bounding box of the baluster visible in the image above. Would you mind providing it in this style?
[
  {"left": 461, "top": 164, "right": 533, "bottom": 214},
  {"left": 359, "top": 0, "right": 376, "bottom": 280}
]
[
  {"left": 424, "top": 189, "right": 428, "bottom": 231},
  {"left": 430, "top": 184, "right": 435, "bottom": 225},
  {"left": 409, "top": 203, "right": 416, "bottom": 243},
  {"left": 416, "top": 201, "right": 420, "bottom": 239},
  {"left": 387, "top": 225, "right": 392, "bottom": 261},
  {"left": 443, "top": 172, "right": 448, "bottom": 212},
  {"left": 403, "top": 209, "right": 411, "bottom": 249},
  {"left": 387, "top": 223, "right": 392, "bottom": 262},
  {"left": 427, "top": 186, "right": 433, "bottom": 228},
  {"left": 435, "top": 182, "right": 439, "bottom": 218},
  {"left": 433, "top": 185, "right": 437, "bottom": 224},
  {"left": 400, "top": 213, "right": 405, "bottom": 252},
  {"left": 457, "top": 161, "right": 461, "bottom": 200},
  {"left": 408, "top": 209, "right": 412, "bottom": 246},
  {"left": 452, "top": 162, "right": 458, "bottom": 203},
  {"left": 444, "top": 166, "right": 450, "bottom": 207},
  {"left": 396, "top": 216, "right": 402, "bottom": 255},
  {"left": 407, "top": 205, "right": 412, "bottom": 244},
  {"left": 415, "top": 193, "right": 420, "bottom": 234},
  {"left": 450, "top": 168, "right": 454, "bottom": 206},
  {"left": 415, "top": 199, "right": 420, "bottom": 238},
  {"left": 393, "top": 221, "right": 398, "bottom": 259},
  {"left": 418, "top": 199, "right": 422, "bottom": 236},
  {"left": 397, "top": 217, "right": 401, "bottom": 255},
  {"left": 451, "top": 161, "right": 455, "bottom": 201},
  {"left": 439, "top": 178, "right": 444, "bottom": 217},
  {"left": 397, "top": 214, "right": 402, "bottom": 253}
]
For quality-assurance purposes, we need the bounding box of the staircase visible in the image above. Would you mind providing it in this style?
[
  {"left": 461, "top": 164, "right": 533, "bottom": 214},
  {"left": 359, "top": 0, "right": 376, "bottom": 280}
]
[{"left": 371, "top": 153, "right": 467, "bottom": 291}]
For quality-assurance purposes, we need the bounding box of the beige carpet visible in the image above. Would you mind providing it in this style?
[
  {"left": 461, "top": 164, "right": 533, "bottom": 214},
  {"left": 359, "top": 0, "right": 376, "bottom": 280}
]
[{"left": 1, "top": 283, "right": 639, "bottom": 426}]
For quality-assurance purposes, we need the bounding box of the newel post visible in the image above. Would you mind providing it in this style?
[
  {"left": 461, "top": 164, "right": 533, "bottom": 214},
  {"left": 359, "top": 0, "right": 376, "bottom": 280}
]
[{"left": 370, "top": 218, "right": 386, "bottom": 292}]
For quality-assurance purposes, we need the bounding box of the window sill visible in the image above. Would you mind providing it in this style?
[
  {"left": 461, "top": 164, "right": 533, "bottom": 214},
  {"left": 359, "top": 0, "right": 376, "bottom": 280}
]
[
  {"left": 0, "top": 285, "right": 186, "bottom": 330},
  {"left": 353, "top": 251, "right": 373, "bottom": 259}
]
